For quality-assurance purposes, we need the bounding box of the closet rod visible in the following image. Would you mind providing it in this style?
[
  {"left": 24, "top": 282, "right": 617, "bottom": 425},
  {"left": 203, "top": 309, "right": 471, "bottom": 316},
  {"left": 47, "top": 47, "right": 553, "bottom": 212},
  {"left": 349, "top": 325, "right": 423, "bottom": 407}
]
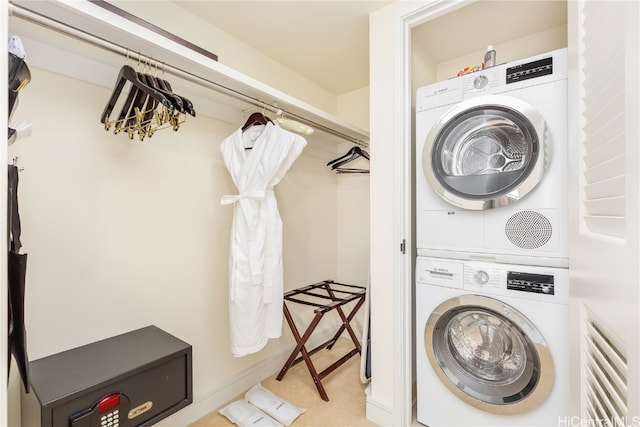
[{"left": 8, "top": 3, "right": 369, "bottom": 148}]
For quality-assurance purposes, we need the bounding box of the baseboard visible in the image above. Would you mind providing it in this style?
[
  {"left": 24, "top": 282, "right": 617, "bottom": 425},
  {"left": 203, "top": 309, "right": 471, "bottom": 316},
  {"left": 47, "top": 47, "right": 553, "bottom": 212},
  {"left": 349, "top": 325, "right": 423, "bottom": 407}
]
[
  {"left": 366, "top": 390, "right": 394, "bottom": 426},
  {"left": 158, "top": 328, "right": 339, "bottom": 426}
]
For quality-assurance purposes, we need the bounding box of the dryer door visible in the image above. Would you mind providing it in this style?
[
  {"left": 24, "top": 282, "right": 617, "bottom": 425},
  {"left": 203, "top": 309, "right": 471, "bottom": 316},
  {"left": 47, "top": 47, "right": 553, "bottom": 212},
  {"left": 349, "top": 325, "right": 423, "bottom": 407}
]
[
  {"left": 424, "top": 295, "right": 554, "bottom": 414},
  {"left": 423, "top": 95, "right": 548, "bottom": 210}
]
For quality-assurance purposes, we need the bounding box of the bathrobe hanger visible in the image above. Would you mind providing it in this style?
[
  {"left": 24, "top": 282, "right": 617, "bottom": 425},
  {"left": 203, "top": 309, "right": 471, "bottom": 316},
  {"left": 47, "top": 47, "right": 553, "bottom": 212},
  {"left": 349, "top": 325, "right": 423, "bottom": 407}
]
[{"left": 242, "top": 111, "right": 272, "bottom": 131}]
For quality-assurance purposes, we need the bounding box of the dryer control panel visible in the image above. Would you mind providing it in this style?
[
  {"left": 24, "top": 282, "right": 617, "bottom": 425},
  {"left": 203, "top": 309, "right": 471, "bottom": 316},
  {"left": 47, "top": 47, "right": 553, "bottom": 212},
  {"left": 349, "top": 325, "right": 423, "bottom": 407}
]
[{"left": 506, "top": 56, "right": 553, "bottom": 84}]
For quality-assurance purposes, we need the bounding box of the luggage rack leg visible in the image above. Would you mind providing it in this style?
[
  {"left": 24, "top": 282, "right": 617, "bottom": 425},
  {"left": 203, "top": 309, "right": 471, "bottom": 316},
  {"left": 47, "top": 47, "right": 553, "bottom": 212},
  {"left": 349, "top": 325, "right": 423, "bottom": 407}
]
[
  {"left": 276, "top": 303, "right": 330, "bottom": 401},
  {"left": 324, "top": 283, "right": 366, "bottom": 351}
]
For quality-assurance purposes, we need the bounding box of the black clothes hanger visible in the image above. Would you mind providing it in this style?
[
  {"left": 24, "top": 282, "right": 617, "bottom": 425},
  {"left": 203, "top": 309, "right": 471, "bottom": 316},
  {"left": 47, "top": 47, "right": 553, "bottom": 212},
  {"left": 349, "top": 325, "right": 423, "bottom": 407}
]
[
  {"left": 158, "top": 78, "right": 196, "bottom": 117},
  {"left": 122, "top": 73, "right": 155, "bottom": 130},
  {"left": 101, "top": 61, "right": 196, "bottom": 140},
  {"left": 328, "top": 146, "right": 370, "bottom": 170},
  {"left": 8, "top": 52, "right": 31, "bottom": 94},
  {"left": 327, "top": 146, "right": 357, "bottom": 167},
  {"left": 100, "top": 65, "right": 173, "bottom": 126},
  {"left": 242, "top": 111, "right": 272, "bottom": 131},
  {"left": 147, "top": 74, "right": 184, "bottom": 113},
  {"left": 138, "top": 74, "right": 159, "bottom": 131}
]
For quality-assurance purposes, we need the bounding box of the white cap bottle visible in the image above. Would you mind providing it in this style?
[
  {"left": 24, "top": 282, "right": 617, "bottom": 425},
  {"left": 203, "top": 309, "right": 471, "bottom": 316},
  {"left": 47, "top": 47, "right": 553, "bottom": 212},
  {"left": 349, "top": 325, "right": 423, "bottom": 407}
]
[{"left": 483, "top": 45, "right": 496, "bottom": 69}]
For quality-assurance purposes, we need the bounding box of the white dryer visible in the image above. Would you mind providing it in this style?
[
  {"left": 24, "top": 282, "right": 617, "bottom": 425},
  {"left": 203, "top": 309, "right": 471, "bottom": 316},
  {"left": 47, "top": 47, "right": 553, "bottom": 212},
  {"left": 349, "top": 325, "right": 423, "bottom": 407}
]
[
  {"left": 416, "top": 49, "right": 568, "bottom": 267},
  {"left": 415, "top": 256, "right": 569, "bottom": 426}
]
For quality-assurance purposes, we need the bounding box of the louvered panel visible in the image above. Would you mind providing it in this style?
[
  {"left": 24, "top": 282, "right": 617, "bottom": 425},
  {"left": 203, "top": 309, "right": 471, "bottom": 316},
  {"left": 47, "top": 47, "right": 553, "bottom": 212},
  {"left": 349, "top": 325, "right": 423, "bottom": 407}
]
[
  {"left": 583, "top": 84, "right": 625, "bottom": 139},
  {"left": 586, "top": 370, "right": 623, "bottom": 423},
  {"left": 582, "top": 38, "right": 624, "bottom": 95},
  {"left": 583, "top": 140, "right": 623, "bottom": 169},
  {"left": 582, "top": 24, "right": 623, "bottom": 89},
  {"left": 583, "top": 112, "right": 625, "bottom": 153},
  {"left": 584, "top": 175, "right": 625, "bottom": 199},
  {"left": 587, "top": 353, "right": 627, "bottom": 413},
  {"left": 585, "top": 405, "right": 601, "bottom": 427},
  {"left": 582, "top": 56, "right": 624, "bottom": 105},
  {"left": 584, "top": 153, "right": 624, "bottom": 183},
  {"left": 585, "top": 379, "right": 611, "bottom": 424},
  {"left": 586, "top": 372, "right": 624, "bottom": 424},
  {"left": 584, "top": 216, "right": 625, "bottom": 238},
  {"left": 585, "top": 394, "right": 605, "bottom": 427},
  {"left": 586, "top": 346, "right": 628, "bottom": 411},
  {"left": 583, "top": 312, "right": 628, "bottom": 425},
  {"left": 583, "top": 197, "right": 625, "bottom": 217},
  {"left": 581, "top": 0, "right": 626, "bottom": 237},
  {"left": 585, "top": 317, "right": 627, "bottom": 372}
]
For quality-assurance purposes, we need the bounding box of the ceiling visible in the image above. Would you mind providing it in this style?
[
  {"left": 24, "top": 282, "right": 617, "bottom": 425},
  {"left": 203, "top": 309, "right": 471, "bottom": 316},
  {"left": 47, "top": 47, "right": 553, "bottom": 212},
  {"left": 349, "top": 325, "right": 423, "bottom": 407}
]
[
  {"left": 173, "top": 1, "right": 391, "bottom": 96},
  {"left": 412, "top": 1, "right": 567, "bottom": 64},
  {"left": 172, "top": 1, "right": 566, "bottom": 97}
]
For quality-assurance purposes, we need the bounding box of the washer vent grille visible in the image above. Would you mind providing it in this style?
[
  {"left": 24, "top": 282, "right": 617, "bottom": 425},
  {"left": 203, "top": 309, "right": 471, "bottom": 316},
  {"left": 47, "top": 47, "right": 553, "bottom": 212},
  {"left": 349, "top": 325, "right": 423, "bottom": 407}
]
[
  {"left": 584, "top": 312, "right": 628, "bottom": 425},
  {"left": 504, "top": 211, "right": 552, "bottom": 249}
]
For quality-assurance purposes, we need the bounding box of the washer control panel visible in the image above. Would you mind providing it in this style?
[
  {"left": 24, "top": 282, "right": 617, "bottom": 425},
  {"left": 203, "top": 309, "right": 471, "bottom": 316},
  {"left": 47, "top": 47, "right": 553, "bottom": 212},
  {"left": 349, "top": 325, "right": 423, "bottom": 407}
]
[
  {"left": 416, "top": 257, "right": 568, "bottom": 303},
  {"left": 507, "top": 271, "right": 555, "bottom": 295},
  {"left": 461, "top": 261, "right": 559, "bottom": 299},
  {"left": 463, "top": 265, "right": 503, "bottom": 291}
]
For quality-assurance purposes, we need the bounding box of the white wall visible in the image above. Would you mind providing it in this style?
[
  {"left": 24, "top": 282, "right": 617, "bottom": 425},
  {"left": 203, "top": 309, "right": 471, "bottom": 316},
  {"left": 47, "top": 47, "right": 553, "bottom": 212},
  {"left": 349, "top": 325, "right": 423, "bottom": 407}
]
[
  {"left": 337, "top": 86, "right": 370, "bottom": 131},
  {"left": 336, "top": 87, "right": 370, "bottom": 289},
  {"left": 7, "top": 22, "right": 370, "bottom": 427},
  {"left": 8, "top": 65, "right": 348, "bottom": 421}
]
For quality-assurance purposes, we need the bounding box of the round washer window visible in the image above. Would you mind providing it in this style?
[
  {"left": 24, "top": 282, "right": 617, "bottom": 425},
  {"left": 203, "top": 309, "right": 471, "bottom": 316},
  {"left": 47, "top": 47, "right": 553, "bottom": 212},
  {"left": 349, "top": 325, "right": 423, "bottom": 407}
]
[
  {"left": 434, "top": 306, "right": 539, "bottom": 404},
  {"left": 424, "top": 295, "right": 554, "bottom": 414}
]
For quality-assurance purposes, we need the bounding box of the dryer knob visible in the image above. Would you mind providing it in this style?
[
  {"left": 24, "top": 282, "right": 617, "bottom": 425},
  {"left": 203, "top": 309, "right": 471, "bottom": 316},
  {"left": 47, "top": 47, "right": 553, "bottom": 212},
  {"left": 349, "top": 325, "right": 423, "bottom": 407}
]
[
  {"left": 473, "top": 75, "right": 489, "bottom": 89},
  {"left": 474, "top": 270, "right": 489, "bottom": 285}
]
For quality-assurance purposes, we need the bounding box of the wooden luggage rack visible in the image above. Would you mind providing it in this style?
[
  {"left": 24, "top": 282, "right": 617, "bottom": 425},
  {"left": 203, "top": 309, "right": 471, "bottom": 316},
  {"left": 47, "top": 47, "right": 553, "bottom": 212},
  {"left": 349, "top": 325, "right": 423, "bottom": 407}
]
[{"left": 276, "top": 280, "right": 366, "bottom": 401}]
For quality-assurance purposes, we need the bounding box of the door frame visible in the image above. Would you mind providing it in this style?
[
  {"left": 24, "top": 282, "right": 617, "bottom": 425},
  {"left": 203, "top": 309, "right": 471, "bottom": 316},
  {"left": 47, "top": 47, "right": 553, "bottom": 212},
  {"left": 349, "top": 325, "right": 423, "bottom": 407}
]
[{"left": 392, "top": 1, "right": 471, "bottom": 425}]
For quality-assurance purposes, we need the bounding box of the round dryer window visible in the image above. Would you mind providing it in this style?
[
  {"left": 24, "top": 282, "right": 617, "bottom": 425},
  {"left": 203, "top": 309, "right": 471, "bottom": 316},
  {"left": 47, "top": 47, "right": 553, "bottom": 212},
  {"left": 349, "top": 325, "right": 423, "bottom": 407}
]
[
  {"left": 423, "top": 95, "right": 549, "bottom": 210},
  {"left": 424, "top": 295, "right": 554, "bottom": 415}
]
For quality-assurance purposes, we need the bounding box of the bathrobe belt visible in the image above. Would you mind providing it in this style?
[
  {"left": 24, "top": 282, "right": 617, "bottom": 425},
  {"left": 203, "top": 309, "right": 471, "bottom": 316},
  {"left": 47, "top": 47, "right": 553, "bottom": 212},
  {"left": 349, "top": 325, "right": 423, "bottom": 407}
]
[{"left": 221, "top": 189, "right": 274, "bottom": 303}]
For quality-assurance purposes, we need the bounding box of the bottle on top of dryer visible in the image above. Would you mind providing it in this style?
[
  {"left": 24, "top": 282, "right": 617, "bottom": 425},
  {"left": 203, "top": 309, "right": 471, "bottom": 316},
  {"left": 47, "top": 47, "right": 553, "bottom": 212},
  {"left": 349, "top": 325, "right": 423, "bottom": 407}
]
[{"left": 483, "top": 45, "right": 496, "bottom": 69}]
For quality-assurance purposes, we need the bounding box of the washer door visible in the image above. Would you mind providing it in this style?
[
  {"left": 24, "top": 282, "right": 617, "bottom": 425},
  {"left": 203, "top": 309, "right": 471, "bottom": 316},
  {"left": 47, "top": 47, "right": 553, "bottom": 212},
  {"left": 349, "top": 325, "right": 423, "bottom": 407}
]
[
  {"left": 423, "top": 95, "right": 548, "bottom": 210},
  {"left": 425, "top": 295, "right": 553, "bottom": 415}
]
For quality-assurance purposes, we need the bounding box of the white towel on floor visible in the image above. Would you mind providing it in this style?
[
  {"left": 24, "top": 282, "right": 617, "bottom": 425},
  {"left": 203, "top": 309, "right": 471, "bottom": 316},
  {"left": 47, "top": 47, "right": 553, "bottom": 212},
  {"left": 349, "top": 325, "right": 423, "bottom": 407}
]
[
  {"left": 245, "top": 383, "right": 305, "bottom": 426},
  {"left": 218, "top": 399, "right": 283, "bottom": 427}
]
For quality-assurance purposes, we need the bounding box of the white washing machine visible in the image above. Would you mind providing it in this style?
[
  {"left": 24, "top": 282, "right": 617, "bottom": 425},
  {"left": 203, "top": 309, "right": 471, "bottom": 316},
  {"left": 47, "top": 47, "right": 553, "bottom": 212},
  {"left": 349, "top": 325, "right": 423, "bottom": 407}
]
[
  {"left": 416, "top": 49, "right": 568, "bottom": 267},
  {"left": 415, "top": 256, "right": 569, "bottom": 427}
]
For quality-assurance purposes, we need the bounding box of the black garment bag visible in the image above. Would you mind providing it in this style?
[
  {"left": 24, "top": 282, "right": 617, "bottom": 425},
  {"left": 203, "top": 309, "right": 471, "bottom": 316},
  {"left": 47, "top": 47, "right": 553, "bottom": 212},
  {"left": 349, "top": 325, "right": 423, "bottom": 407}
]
[{"left": 8, "top": 164, "right": 29, "bottom": 392}]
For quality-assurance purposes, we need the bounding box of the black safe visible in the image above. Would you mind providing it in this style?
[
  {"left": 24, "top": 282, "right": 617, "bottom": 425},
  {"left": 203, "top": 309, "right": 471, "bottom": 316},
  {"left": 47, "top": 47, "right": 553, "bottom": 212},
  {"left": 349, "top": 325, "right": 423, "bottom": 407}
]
[{"left": 22, "top": 325, "right": 192, "bottom": 427}]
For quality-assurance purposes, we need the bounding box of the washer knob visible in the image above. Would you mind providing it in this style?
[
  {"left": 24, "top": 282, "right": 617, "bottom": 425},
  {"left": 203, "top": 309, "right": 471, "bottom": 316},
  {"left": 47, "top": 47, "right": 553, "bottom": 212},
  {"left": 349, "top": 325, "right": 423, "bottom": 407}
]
[{"left": 475, "top": 270, "right": 489, "bottom": 285}]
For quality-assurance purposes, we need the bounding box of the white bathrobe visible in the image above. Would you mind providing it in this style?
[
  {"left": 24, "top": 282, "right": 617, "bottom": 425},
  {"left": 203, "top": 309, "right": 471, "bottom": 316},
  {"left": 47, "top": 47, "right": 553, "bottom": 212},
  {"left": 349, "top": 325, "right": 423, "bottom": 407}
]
[{"left": 221, "top": 123, "right": 306, "bottom": 357}]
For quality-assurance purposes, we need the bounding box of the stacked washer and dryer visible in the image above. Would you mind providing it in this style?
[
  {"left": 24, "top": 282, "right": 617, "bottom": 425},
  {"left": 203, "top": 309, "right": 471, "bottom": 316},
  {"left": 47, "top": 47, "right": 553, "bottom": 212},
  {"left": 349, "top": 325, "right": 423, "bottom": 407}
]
[{"left": 415, "top": 49, "right": 569, "bottom": 426}]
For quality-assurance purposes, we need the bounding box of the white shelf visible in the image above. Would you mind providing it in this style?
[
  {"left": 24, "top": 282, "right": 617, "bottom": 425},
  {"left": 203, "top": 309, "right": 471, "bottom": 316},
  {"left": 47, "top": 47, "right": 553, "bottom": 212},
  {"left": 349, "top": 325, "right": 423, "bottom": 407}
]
[{"left": 9, "top": 0, "right": 369, "bottom": 147}]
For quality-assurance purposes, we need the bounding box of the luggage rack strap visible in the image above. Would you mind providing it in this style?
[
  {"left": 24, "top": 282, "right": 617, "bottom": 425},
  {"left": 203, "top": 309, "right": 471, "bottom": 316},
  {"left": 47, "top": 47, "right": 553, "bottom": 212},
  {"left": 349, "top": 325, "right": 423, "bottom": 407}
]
[{"left": 283, "top": 280, "right": 366, "bottom": 313}]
